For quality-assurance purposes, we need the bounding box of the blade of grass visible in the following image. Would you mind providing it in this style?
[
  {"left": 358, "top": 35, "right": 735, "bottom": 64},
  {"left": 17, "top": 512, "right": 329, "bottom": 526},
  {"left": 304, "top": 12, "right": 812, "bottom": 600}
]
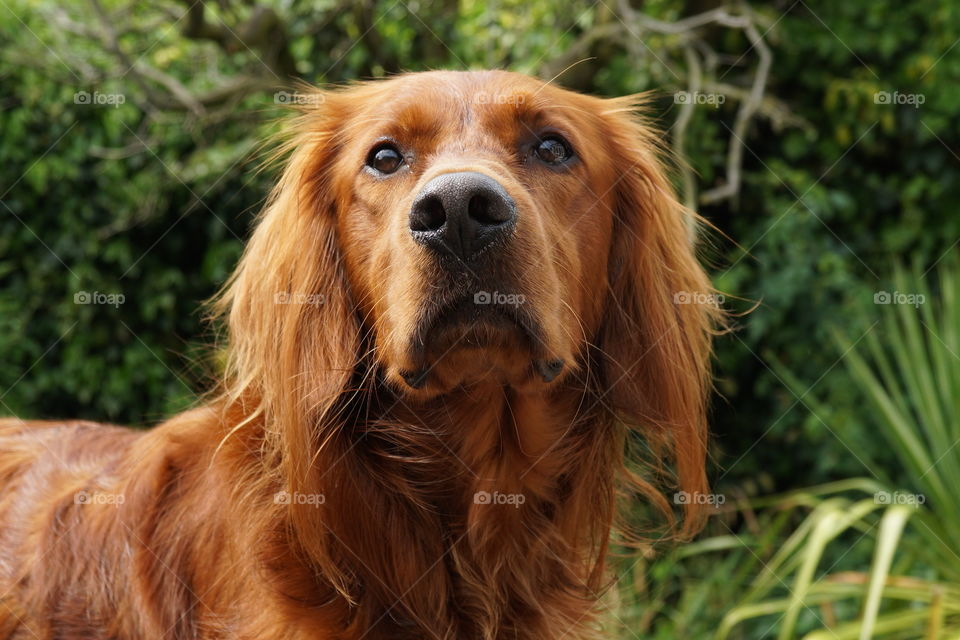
[
  {"left": 778, "top": 499, "right": 881, "bottom": 640},
  {"left": 804, "top": 609, "right": 936, "bottom": 640},
  {"left": 859, "top": 505, "right": 914, "bottom": 640}
]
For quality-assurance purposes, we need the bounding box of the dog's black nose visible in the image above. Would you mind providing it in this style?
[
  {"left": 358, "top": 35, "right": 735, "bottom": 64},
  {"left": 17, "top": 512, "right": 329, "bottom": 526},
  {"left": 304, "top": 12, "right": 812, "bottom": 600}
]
[{"left": 409, "top": 171, "right": 517, "bottom": 261}]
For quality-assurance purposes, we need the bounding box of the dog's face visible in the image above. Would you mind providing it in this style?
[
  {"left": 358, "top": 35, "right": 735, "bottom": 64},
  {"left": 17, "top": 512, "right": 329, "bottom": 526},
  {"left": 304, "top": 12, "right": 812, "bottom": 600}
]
[
  {"left": 221, "top": 68, "right": 716, "bottom": 534},
  {"left": 325, "top": 71, "right": 623, "bottom": 395}
]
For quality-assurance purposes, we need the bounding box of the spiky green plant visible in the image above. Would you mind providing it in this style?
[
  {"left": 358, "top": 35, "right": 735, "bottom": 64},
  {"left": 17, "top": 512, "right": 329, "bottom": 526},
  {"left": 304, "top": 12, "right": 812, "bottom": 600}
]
[{"left": 716, "top": 259, "right": 960, "bottom": 639}]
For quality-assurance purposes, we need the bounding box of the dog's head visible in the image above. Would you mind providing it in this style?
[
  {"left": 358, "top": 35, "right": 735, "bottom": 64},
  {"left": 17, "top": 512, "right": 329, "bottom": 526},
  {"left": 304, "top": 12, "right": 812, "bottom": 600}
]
[
  {"left": 217, "top": 70, "right": 718, "bottom": 533},
  {"left": 326, "top": 71, "right": 629, "bottom": 396}
]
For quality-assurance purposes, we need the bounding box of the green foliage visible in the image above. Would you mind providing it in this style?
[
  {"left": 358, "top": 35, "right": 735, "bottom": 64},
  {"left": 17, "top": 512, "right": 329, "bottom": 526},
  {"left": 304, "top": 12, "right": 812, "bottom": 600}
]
[
  {"left": 628, "top": 260, "right": 960, "bottom": 639},
  {"left": 704, "top": 1, "right": 960, "bottom": 488},
  {"left": 0, "top": 3, "right": 264, "bottom": 423},
  {"left": 1, "top": 2, "right": 959, "bottom": 635}
]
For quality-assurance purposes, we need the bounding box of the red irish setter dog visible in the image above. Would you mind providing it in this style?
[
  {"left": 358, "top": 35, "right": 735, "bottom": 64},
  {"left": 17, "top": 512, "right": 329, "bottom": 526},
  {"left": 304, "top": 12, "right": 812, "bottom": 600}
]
[{"left": 0, "top": 71, "right": 718, "bottom": 639}]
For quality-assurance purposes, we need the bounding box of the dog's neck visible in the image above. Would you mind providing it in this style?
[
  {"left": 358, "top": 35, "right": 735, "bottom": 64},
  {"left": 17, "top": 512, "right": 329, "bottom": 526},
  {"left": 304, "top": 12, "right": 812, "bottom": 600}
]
[
  {"left": 274, "top": 376, "right": 615, "bottom": 639},
  {"left": 390, "top": 382, "right": 579, "bottom": 485}
]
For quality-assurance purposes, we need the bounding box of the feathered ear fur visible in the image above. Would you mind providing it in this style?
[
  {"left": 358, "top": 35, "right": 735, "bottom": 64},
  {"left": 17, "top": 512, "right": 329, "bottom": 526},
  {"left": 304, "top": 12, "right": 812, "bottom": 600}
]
[
  {"left": 210, "top": 91, "right": 362, "bottom": 572},
  {"left": 598, "top": 98, "right": 721, "bottom": 538},
  {"left": 211, "top": 90, "right": 458, "bottom": 626}
]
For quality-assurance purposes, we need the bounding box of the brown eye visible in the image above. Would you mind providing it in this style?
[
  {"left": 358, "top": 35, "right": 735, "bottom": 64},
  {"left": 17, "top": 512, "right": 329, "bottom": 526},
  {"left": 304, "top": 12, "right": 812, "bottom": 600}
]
[
  {"left": 367, "top": 144, "right": 404, "bottom": 174},
  {"left": 534, "top": 136, "right": 572, "bottom": 165}
]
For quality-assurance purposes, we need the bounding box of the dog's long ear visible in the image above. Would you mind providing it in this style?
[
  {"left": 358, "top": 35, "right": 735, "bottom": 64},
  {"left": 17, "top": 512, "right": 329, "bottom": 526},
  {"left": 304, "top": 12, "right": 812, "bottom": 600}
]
[
  {"left": 598, "top": 98, "right": 721, "bottom": 537},
  {"left": 212, "top": 92, "right": 359, "bottom": 484}
]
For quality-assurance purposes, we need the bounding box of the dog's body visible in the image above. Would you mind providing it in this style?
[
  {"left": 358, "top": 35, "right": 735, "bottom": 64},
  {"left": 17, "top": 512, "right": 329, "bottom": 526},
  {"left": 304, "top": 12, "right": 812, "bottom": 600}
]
[
  {"left": 0, "top": 71, "right": 718, "bottom": 639},
  {"left": 0, "top": 394, "right": 607, "bottom": 638}
]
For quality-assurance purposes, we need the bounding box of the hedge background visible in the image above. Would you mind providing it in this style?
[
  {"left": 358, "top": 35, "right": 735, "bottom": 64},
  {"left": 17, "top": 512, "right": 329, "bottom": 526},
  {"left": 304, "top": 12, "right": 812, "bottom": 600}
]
[{"left": 1, "top": 0, "right": 957, "bottom": 543}]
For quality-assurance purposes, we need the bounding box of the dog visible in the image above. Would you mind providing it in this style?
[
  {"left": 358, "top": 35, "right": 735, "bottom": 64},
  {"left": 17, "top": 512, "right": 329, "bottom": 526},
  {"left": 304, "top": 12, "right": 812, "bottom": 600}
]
[{"left": 0, "top": 70, "right": 719, "bottom": 639}]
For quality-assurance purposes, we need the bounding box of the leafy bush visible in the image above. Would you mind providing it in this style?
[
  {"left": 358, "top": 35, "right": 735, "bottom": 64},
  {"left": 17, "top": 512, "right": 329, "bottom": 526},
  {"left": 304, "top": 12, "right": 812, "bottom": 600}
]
[
  {"left": 1, "top": 0, "right": 958, "bottom": 549},
  {"left": 627, "top": 260, "right": 960, "bottom": 639}
]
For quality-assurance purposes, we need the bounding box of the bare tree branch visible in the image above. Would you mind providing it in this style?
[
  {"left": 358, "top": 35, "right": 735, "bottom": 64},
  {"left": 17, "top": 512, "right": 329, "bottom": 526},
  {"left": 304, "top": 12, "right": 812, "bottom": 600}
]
[
  {"left": 547, "top": 1, "right": 787, "bottom": 208},
  {"left": 699, "top": 16, "right": 771, "bottom": 204},
  {"left": 673, "top": 44, "right": 702, "bottom": 215},
  {"left": 178, "top": 0, "right": 297, "bottom": 80}
]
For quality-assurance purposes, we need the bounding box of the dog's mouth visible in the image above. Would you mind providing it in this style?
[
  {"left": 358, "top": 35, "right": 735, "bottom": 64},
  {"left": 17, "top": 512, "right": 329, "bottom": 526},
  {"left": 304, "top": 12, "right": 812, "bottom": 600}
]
[
  {"left": 415, "top": 296, "right": 535, "bottom": 354},
  {"left": 397, "top": 295, "right": 564, "bottom": 390}
]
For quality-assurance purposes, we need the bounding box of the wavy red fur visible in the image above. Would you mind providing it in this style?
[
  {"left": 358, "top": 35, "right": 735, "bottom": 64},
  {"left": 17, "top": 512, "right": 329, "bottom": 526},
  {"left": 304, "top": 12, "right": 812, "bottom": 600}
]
[{"left": 0, "top": 70, "right": 719, "bottom": 639}]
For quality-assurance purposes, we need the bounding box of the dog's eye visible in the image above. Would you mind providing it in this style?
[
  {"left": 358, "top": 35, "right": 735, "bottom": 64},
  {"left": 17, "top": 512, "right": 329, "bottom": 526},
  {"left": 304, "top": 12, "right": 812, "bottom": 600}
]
[
  {"left": 534, "top": 136, "right": 573, "bottom": 165},
  {"left": 367, "top": 144, "right": 404, "bottom": 174}
]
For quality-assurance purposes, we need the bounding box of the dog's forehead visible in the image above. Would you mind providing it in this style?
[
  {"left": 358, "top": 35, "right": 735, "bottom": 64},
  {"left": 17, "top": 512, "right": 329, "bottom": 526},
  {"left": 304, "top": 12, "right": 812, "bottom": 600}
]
[
  {"left": 359, "top": 71, "right": 588, "bottom": 139},
  {"left": 390, "top": 70, "right": 543, "bottom": 103}
]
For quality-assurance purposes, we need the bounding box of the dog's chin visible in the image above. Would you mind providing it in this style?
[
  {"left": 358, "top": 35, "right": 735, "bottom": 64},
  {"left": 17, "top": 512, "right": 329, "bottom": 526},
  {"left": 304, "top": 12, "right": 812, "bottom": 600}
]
[
  {"left": 428, "top": 307, "right": 528, "bottom": 352},
  {"left": 384, "top": 301, "right": 568, "bottom": 397}
]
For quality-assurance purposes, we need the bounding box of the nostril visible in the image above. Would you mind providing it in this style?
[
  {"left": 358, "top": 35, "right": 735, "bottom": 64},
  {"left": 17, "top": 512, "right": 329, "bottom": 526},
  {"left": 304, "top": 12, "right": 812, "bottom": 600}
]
[
  {"left": 468, "top": 194, "right": 495, "bottom": 226},
  {"left": 468, "top": 194, "right": 510, "bottom": 226},
  {"left": 411, "top": 196, "right": 446, "bottom": 232}
]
